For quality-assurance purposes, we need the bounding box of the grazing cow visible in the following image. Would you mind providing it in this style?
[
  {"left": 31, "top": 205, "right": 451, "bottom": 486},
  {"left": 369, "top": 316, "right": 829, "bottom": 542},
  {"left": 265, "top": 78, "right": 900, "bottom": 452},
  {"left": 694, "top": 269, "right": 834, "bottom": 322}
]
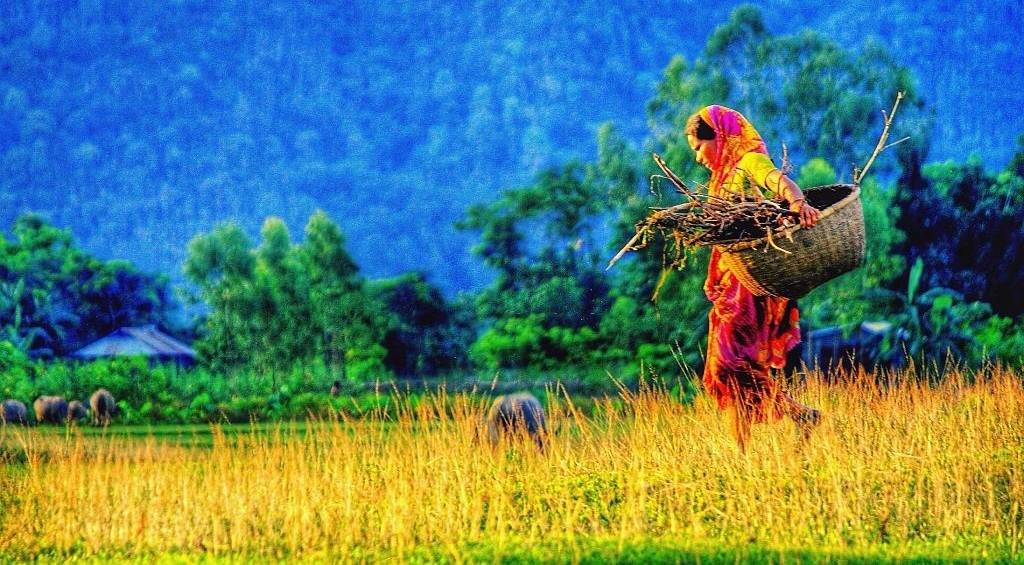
[
  {"left": 33, "top": 396, "right": 69, "bottom": 425},
  {"left": 90, "top": 389, "right": 116, "bottom": 426},
  {"left": 1, "top": 399, "right": 29, "bottom": 425},
  {"left": 485, "top": 393, "right": 548, "bottom": 451},
  {"left": 68, "top": 400, "right": 89, "bottom": 423}
]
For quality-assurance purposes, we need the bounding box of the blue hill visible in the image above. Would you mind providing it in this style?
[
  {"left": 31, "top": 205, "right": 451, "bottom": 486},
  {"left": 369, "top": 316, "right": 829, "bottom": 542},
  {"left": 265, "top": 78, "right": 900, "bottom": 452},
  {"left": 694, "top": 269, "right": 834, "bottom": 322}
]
[{"left": 0, "top": 0, "right": 1020, "bottom": 294}]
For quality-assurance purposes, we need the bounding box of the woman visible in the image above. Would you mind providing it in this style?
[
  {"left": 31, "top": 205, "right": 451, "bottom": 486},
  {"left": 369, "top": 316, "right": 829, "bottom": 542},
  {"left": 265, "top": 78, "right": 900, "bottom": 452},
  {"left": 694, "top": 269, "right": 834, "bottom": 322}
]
[{"left": 685, "top": 105, "right": 822, "bottom": 451}]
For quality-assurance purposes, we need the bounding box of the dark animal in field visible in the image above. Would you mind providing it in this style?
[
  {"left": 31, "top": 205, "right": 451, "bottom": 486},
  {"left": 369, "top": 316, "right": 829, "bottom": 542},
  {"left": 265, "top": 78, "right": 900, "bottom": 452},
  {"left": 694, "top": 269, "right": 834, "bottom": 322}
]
[
  {"left": 33, "top": 396, "right": 69, "bottom": 425},
  {"left": 1, "top": 399, "right": 29, "bottom": 425},
  {"left": 485, "top": 393, "right": 548, "bottom": 451},
  {"left": 330, "top": 380, "right": 341, "bottom": 397},
  {"left": 90, "top": 389, "right": 116, "bottom": 426},
  {"left": 68, "top": 400, "right": 89, "bottom": 423}
]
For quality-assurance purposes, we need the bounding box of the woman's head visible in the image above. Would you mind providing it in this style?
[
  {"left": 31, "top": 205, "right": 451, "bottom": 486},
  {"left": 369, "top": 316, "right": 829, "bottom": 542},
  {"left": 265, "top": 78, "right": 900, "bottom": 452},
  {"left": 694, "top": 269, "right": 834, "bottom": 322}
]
[
  {"left": 686, "top": 114, "right": 718, "bottom": 168},
  {"left": 684, "top": 105, "right": 768, "bottom": 185}
]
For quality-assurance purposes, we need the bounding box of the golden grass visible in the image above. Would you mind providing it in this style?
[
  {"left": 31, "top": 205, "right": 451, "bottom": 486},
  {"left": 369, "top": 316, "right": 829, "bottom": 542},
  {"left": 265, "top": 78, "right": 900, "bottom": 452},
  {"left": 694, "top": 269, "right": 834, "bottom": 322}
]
[{"left": 1, "top": 367, "right": 1022, "bottom": 561}]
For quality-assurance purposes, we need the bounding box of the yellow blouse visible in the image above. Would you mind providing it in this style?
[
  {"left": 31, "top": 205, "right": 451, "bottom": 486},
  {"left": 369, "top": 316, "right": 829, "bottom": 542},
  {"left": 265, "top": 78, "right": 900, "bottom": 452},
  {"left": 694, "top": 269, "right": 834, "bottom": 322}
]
[{"left": 716, "top": 152, "right": 781, "bottom": 200}]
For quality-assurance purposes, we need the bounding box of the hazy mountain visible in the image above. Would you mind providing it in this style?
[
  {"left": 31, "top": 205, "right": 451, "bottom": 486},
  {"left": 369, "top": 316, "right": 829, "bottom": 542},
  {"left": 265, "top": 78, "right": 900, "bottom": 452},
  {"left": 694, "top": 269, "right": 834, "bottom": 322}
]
[{"left": 1, "top": 0, "right": 1020, "bottom": 294}]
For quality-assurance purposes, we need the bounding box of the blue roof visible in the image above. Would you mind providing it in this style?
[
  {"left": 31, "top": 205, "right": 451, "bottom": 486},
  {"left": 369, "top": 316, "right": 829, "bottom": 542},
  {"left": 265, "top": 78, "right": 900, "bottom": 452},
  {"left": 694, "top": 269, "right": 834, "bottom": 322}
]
[{"left": 72, "top": 326, "right": 195, "bottom": 360}]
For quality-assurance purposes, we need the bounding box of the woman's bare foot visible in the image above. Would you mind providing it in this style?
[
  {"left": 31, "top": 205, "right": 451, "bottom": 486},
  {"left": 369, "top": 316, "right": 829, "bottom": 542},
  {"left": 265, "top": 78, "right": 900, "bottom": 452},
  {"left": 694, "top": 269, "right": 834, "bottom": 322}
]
[{"left": 793, "top": 408, "right": 821, "bottom": 441}]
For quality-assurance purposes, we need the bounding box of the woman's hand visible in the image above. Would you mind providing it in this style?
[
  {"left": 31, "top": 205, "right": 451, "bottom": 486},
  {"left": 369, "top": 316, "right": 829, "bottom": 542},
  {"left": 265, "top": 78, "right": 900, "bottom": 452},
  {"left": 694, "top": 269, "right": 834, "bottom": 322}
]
[
  {"left": 768, "top": 170, "right": 820, "bottom": 229},
  {"left": 789, "top": 199, "right": 821, "bottom": 228}
]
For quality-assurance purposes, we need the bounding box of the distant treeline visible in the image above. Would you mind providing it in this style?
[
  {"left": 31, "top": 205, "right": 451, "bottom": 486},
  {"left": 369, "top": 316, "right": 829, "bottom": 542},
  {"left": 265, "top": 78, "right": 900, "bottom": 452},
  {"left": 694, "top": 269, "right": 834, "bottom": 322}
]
[{"left": 0, "top": 1, "right": 1020, "bottom": 295}]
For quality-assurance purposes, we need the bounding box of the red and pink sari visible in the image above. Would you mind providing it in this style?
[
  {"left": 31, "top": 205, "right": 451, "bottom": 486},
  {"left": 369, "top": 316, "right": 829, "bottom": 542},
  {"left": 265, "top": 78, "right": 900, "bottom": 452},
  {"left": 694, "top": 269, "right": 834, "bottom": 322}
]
[{"left": 695, "top": 105, "right": 801, "bottom": 422}]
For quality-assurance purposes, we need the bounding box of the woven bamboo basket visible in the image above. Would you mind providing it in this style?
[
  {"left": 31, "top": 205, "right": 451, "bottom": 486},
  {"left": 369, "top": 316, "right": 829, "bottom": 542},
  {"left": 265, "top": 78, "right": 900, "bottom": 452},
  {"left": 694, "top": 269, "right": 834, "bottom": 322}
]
[{"left": 716, "top": 183, "right": 865, "bottom": 299}]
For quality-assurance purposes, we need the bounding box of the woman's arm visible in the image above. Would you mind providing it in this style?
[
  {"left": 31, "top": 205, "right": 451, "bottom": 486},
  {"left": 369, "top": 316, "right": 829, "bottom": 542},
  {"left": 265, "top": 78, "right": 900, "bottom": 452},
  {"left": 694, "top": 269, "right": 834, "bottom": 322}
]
[{"left": 765, "top": 169, "right": 820, "bottom": 228}]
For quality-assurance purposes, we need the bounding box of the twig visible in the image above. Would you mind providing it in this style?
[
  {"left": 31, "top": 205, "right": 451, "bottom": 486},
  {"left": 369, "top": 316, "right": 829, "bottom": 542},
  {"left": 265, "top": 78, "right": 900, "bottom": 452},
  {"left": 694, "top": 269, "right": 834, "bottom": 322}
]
[
  {"left": 854, "top": 91, "right": 904, "bottom": 185},
  {"left": 607, "top": 231, "right": 644, "bottom": 271},
  {"left": 652, "top": 153, "right": 700, "bottom": 201},
  {"left": 882, "top": 136, "right": 911, "bottom": 152},
  {"left": 779, "top": 143, "right": 793, "bottom": 176},
  {"left": 606, "top": 202, "right": 697, "bottom": 270},
  {"left": 763, "top": 228, "right": 792, "bottom": 255}
]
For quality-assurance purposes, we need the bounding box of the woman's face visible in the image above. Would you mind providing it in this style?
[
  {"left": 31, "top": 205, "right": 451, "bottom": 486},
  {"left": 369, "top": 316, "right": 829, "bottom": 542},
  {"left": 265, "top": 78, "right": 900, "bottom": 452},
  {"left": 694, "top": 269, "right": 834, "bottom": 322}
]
[{"left": 687, "top": 133, "right": 718, "bottom": 169}]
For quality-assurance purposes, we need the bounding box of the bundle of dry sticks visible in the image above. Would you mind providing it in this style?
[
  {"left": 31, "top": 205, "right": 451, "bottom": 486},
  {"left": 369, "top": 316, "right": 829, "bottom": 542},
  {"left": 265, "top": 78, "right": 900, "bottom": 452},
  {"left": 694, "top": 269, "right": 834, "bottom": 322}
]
[
  {"left": 608, "top": 93, "right": 907, "bottom": 274},
  {"left": 607, "top": 153, "right": 799, "bottom": 271}
]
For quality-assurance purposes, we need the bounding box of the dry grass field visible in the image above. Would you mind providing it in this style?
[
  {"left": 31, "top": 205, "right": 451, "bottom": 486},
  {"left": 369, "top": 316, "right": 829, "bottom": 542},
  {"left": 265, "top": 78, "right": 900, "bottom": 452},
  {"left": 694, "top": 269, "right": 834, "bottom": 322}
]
[{"left": 1, "top": 367, "right": 1021, "bottom": 562}]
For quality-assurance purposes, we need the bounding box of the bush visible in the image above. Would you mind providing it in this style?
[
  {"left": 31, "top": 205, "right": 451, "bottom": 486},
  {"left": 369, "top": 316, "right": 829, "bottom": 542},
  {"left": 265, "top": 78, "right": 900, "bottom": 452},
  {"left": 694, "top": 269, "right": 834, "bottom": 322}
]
[
  {"left": 0, "top": 341, "right": 33, "bottom": 400},
  {"left": 469, "top": 315, "right": 603, "bottom": 371}
]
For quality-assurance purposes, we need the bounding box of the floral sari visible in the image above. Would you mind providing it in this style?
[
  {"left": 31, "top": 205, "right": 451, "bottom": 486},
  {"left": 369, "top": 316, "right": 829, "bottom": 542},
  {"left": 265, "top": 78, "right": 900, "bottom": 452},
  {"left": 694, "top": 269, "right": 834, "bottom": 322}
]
[{"left": 695, "top": 105, "right": 800, "bottom": 422}]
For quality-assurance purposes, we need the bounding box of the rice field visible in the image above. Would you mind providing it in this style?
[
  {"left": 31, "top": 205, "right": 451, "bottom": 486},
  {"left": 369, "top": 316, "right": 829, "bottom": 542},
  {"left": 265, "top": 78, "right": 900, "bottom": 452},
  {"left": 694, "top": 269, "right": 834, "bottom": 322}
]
[{"left": 1, "top": 367, "right": 1021, "bottom": 562}]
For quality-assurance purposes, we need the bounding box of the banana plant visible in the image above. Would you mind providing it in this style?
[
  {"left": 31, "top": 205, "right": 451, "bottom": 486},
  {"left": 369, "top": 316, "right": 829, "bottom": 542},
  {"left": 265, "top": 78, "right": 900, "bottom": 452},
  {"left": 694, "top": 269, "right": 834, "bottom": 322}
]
[
  {"left": 0, "top": 279, "right": 39, "bottom": 352},
  {"left": 866, "top": 257, "right": 987, "bottom": 368},
  {"left": 0, "top": 278, "right": 73, "bottom": 357}
]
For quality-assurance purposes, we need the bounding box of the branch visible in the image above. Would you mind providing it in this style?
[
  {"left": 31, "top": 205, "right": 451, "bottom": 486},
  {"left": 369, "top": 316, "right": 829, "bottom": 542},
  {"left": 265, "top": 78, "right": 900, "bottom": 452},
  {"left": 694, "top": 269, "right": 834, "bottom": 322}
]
[
  {"left": 606, "top": 230, "right": 644, "bottom": 271},
  {"left": 606, "top": 202, "right": 698, "bottom": 270},
  {"left": 652, "top": 153, "right": 700, "bottom": 201},
  {"left": 854, "top": 91, "right": 905, "bottom": 185}
]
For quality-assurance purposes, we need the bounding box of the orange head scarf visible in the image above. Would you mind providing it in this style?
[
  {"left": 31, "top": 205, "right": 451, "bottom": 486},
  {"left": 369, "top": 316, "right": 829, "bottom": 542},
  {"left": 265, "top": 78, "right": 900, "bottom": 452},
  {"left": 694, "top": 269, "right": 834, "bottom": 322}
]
[{"left": 687, "top": 105, "right": 768, "bottom": 196}]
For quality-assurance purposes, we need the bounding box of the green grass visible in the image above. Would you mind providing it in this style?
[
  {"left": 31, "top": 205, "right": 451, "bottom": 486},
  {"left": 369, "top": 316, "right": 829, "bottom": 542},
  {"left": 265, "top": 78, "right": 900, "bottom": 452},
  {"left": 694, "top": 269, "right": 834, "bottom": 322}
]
[{"left": 6, "top": 536, "right": 1000, "bottom": 563}]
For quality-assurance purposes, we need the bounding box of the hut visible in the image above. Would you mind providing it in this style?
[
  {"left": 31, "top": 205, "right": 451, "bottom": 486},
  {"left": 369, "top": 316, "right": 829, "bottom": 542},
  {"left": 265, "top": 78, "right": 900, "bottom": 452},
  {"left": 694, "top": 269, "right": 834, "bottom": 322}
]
[
  {"left": 71, "top": 325, "right": 196, "bottom": 367},
  {"left": 802, "top": 320, "right": 907, "bottom": 376}
]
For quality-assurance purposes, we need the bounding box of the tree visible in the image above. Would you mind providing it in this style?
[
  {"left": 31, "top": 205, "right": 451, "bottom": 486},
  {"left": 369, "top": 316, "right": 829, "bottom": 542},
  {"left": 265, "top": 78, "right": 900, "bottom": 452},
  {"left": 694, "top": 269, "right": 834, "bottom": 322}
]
[
  {"left": 184, "top": 222, "right": 258, "bottom": 370},
  {"left": 894, "top": 145, "right": 1024, "bottom": 317},
  {"left": 299, "top": 211, "right": 389, "bottom": 382},
  {"left": 458, "top": 161, "right": 610, "bottom": 328},
  {"left": 0, "top": 213, "right": 175, "bottom": 357},
  {"left": 457, "top": 160, "right": 615, "bottom": 371},
  {"left": 185, "top": 211, "right": 392, "bottom": 381},
  {"left": 370, "top": 272, "right": 472, "bottom": 377},
  {"left": 253, "top": 218, "right": 315, "bottom": 373}
]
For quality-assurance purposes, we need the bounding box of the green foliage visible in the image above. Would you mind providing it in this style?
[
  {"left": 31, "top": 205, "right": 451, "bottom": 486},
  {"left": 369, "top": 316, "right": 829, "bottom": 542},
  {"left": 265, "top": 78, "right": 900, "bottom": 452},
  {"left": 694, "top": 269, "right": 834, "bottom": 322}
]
[
  {"left": 895, "top": 146, "right": 1024, "bottom": 317},
  {"left": 0, "top": 354, "right": 423, "bottom": 424},
  {"left": 343, "top": 344, "right": 391, "bottom": 384},
  {"left": 0, "top": 214, "right": 176, "bottom": 357},
  {"left": 184, "top": 222, "right": 258, "bottom": 370},
  {"left": 458, "top": 162, "right": 613, "bottom": 370},
  {"left": 0, "top": 340, "right": 32, "bottom": 400},
  {"left": 597, "top": 270, "right": 709, "bottom": 376},
  {"left": 299, "top": 210, "right": 359, "bottom": 291},
  {"left": 973, "top": 315, "right": 1024, "bottom": 367},
  {"left": 252, "top": 218, "right": 316, "bottom": 371},
  {"left": 796, "top": 158, "right": 838, "bottom": 188},
  {"left": 370, "top": 273, "right": 473, "bottom": 377},
  {"left": 469, "top": 315, "right": 599, "bottom": 371},
  {"left": 458, "top": 162, "right": 607, "bottom": 292},
  {"left": 469, "top": 316, "right": 542, "bottom": 370},
  {"left": 185, "top": 211, "right": 392, "bottom": 381},
  {"left": 865, "top": 258, "right": 1010, "bottom": 368}
]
